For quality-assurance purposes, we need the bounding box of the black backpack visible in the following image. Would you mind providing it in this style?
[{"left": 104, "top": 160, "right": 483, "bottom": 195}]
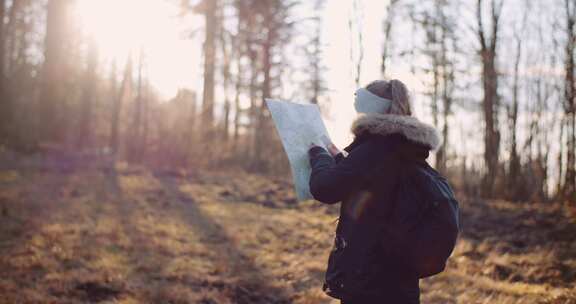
[{"left": 385, "top": 161, "right": 461, "bottom": 278}]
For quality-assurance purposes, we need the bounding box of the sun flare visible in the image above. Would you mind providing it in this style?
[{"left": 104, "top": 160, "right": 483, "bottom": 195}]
[
  {"left": 72, "top": 0, "right": 198, "bottom": 96},
  {"left": 73, "top": 0, "right": 174, "bottom": 58}
]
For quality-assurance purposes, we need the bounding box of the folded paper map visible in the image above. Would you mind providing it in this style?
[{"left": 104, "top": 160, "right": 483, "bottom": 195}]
[{"left": 266, "top": 99, "right": 332, "bottom": 201}]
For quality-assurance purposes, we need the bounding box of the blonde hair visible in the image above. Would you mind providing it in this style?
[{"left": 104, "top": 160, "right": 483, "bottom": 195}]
[{"left": 365, "top": 79, "right": 412, "bottom": 116}]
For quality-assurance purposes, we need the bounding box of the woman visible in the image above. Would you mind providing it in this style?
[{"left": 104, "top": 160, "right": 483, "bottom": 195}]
[{"left": 308, "top": 79, "right": 441, "bottom": 304}]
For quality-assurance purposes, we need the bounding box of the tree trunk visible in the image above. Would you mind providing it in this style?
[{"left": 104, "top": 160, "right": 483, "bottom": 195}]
[
  {"left": 185, "top": 90, "right": 198, "bottom": 165},
  {"left": 566, "top": 113, "right": 576, "bottom": 200},
  {"left": 0, "top": 0, "right": 4, "bottom": 77},
  {"left": 349, "top": 0, "right": 363, "bottom": 87},
  {"left": 247, "top": 44, "right": 258, "bottom": 160},
  {"left": 432, "top": 53, "right": 442, "bottom": 171},
  {"left": 419, "top": 1, "right": 454, "bottom": 174},
  {"left": 381, "top": 0, "right": 398, "bottom": 77},
  {"left": 0, "top": 0, "right": 6, "bottom": 143},
  {"left": 233, "top": 59, "right": 242, "bottom": 151},
  {"left": 201, "top": 0, "right": 218, "bottom": 137},
  {"left": 5, "top": 0, "right": 21, "bottom": 76},
  {"left": 232, "top": 2, "right": 243, "bottom": 152},
  {"left": 223, "top": 99, "right": 231, "bottom": 141},
  {"left": 557, "top": 117, "right": 565, "bottom": 198},
  {"left": 563, "top": 0, "right": 576, "bottom": 201},
  {"left": 110, "top": 58, "right": 132, "bottom": 157},
  {"left": 438, "top": 31, "right": 454, "bottom": 176},
  {"left": 507, "top": 37, "right": 521, "bottom": 200},
  {"left": 130, "top": 51, "right": 145, "bottom": 162},
  {"left": 477, "top": 0, "right": 503, "bottom": 197},
  {"left": 309, "top": 0, "right": 325, "bottom": 105},
  {"left": 482, "top": 53, "right": 501, "bottom": 197},
  {"left": 40, "top": 0, "right": 70, "bottom": 142},
  {"left": 220, "top": 18, "right": 231, "bottom": 141},
  {"left": 77, "top": 41, "right": 98, "bottom": 149},
  {"left": 141, "top": 80, "right": 149, "bottom": 162},
  {"left": 253, "top": 26, "right": 273, "bottom": 171},
  {"left": 310, "top": 21, "right": 322, "bottom": 105}
]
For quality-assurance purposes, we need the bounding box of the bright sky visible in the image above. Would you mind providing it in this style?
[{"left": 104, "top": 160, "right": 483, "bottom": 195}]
[
  {"left": 73, "top": 0, "right": 199, "bottom": 97},
  {"left": 73, "top": 0, "right": 392, "bottom": 147},
  {"left": 322, "top": 0, "right": 389, "bottom": 146}
]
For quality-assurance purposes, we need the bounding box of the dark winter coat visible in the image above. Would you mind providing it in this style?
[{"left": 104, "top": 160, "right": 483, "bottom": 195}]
[{"left": 308, "top": 113, "right": 441, "bottom": 303}]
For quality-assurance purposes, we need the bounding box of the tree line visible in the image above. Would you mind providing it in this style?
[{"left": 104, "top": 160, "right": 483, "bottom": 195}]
[
  {"left": 0, "top": 0, "right": 318, "bottom": 175},
  {"left": 383, "top": 0, "right": 574, "bottom": 203},
  {"left": 0, "top": 0, "right": 574, "bottom": 204}
]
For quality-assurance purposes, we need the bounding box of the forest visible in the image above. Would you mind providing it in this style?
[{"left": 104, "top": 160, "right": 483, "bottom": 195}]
[{"left": 0, "top": 0, "right": 575, "bottom": 303}]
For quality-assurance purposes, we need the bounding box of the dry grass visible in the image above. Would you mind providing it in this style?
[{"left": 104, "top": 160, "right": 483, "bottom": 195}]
[{"left": 0, "top": 162, "right": 574, "bottom": 303}]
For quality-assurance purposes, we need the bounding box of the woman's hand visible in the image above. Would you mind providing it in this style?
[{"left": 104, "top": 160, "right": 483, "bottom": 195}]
[
  {"left": 309, "top": 142, "right": 341, "bottom": 158},
  {"left": 309, "top": 142, "right": 321, "bottom": 151},
  {"left": 308, "top": 143, "right": 323, "bottom": 157},
  {"left": 326, "top": 142, "right": 341, "bottom": 157}
]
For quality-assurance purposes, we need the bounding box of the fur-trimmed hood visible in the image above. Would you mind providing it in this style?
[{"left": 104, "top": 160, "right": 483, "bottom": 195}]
[{"left": 351, "top": 113, "right": 442, "bottom": 150}]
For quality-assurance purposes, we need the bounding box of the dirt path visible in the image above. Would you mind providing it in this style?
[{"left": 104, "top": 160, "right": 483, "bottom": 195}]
[{"left": 0, "top": 166, "right": 575, "bottom": 303}]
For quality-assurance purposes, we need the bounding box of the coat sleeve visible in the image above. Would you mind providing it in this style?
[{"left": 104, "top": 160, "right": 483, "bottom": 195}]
[{"left": 308, "top": 138, "right": 396, "bottom": 204}]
